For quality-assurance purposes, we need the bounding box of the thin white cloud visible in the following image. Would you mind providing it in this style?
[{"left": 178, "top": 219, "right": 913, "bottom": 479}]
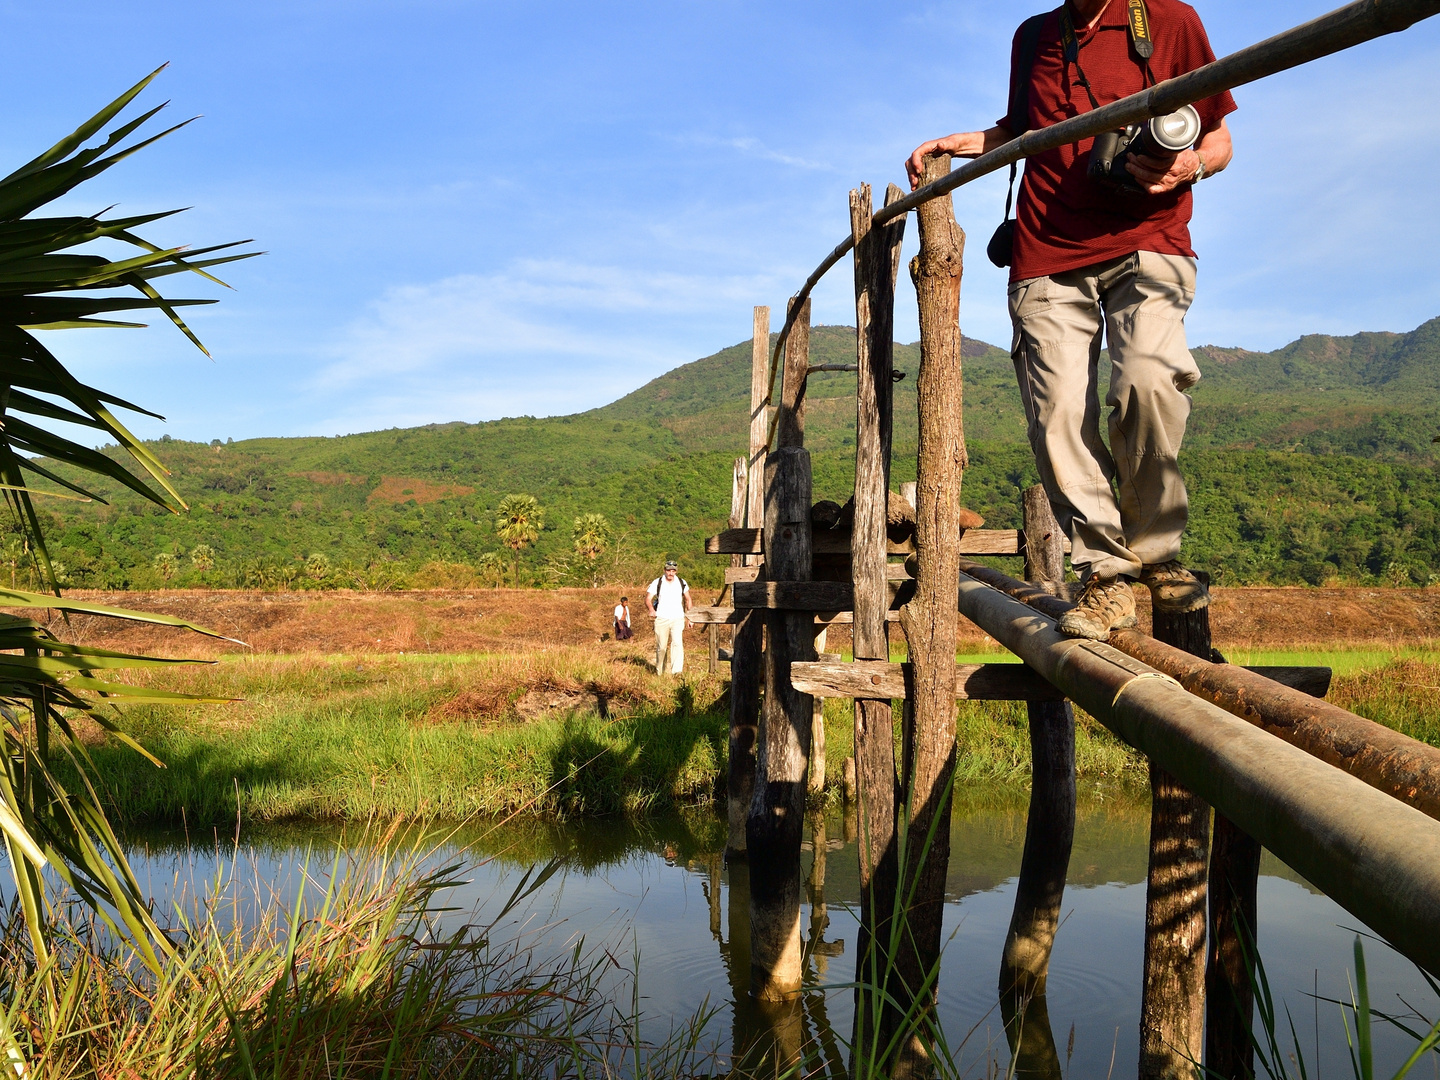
[
  {"left": 306, "top": 258, "right": 788, "bottom": 426},
  {"left": 678, "top": 133, "right": 836, "bottom": 172}
]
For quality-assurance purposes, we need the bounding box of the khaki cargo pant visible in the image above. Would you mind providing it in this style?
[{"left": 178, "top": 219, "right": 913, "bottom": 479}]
[
  {"left": 1009, "top": 251, "right": 1200, "bottom": 581},
  {"left": 654, "top": 617, "right": 685, "bottom": 675}
]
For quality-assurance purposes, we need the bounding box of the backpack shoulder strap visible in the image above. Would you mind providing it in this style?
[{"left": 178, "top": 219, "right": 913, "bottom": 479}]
[{"left": 1006, "top": 11, "right": 1052, "bottom": 137}]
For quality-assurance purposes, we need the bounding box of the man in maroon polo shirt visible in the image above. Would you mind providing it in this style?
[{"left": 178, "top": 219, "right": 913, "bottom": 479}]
[{"left": 906, "top": 0, "right": 1235, "bottom": 639}]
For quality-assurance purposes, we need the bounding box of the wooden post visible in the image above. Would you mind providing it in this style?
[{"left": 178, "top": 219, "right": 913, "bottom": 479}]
[
  {"left": 1021, "top": 484, "right": 1066, "bottom": 595},
  {"left": 1141, "top": 587, "right": 1214, "bottom": 1079},
  {"left": 747, "top": 306, "right": 770, "bottom": 534},
  {"left": 1001, "top": 486, "right": 1077, "bottom": 1005},
  {"left": 809, "top": 700, "right": 826, "bottom": 796},
  {"left": 809, "top": 626, "right": 828, "bottom": 796},
  {"left": 727, "top": 317, "right": 769, "bottom": 857},
  {"left": 1207, "top": 812, "right": 1261, "bottom": 1080},
  {"left": 731, "top": 455, "right": 748, "bottom": 534},
  {"left": 746, "top": 446, "right": 816, "bottom": 1001},
  {"left": 1204, "top": 571, "right": 1261, "bottom": 1080},
  {"left": 894, "top": 151, "right": 966, "bottom": 1076},
  {"left": 746, "top": 296, "right": 816, "bottom": 1000},
  {"left": 849, "top": 180, "right": 907, "bottom": 1071}
]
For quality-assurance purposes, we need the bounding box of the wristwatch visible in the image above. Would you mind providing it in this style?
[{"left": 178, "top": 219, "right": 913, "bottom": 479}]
[{"left": 1192, "top": 153, "right": 1208, "bottom": 182}]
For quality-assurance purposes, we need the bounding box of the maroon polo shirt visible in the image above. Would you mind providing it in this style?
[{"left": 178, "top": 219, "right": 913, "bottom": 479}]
[{"left": 995, "top": 0, "right": 1237, "bottom": 282}]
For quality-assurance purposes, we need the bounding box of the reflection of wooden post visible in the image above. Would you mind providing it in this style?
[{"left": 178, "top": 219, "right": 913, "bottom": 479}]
[
  {"left": 746, "top": 323, "right": 816, "bottom": 1001},
  {"left": 726, "top": 313, "right": 769, "bottom": 858},
  {"left": 895, "top": 151, "right": 967, "bottom": 1077},
  {"left": 724, "top": 857, "right": 757, "bottom": 1063},
  {"left": 849, "top": 181, "right": 907, "bottom": 1068},
  {"left": 1205, "top": 577, "right": 1260, "bottom": 1080},
  {"left": 1001, "top": 990, "right": 1066, "bottom": 1080},
  {"left": 708, "top": 852, "right": 723, "bottom": 940},
  {"left": 1141, "top": 590, "right": 1213, "bottom": 1079},
  {"left": 1001, "top": 489, "right": 1076, "bottom": 1004}
]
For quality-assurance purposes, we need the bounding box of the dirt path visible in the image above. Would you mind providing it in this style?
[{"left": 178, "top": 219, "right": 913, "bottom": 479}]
[{"left": 24, "top": 584, "right": 1440, "bottom": 659}]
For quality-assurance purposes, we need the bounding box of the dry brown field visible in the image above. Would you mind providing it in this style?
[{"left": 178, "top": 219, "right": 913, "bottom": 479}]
[{"left": 29, "top": 584, "right": 1440, "bottom": 659}]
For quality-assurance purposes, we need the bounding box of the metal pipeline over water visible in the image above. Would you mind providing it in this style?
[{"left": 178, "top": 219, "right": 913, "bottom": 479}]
[
  {"left": 955, "top": 567, "right": 1440, "bottom": 975},
  {"left": 956, "top": 557, "right": 1440, "bottom": 821}
]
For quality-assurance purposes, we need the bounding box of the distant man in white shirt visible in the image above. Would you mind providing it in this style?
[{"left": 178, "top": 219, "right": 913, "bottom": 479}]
[
  {"left": 613, "top": 596, "right": 633, "bottom": 641},
  {"left": 645, "top": 560, "right": 692, "bottom": 675}
]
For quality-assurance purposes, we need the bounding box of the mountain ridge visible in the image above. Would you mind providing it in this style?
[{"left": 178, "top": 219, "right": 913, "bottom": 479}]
[{"left": 16, "top": 316, "right": 1440, "bottom": 591}]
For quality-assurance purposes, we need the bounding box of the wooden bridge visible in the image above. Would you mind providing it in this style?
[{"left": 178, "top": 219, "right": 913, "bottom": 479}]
[{"left": 682, "top": 1, "right": 1440, "bottom": 1075}]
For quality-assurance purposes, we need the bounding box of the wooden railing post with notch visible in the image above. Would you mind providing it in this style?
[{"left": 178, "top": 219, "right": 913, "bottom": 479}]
[
  {"left": 1141, "top": 578, "right": 1214, "bottom": 1079},
  {"left": 1000, "top": 485, "right": 1076, "bottom": 1066},
  {"left": 848, "top": 181, "right": 907, "bottom": 1069},
  {"left": 746, "top": 443, "right": 815, "bottom": 1001},
  {"left": 894, "top": 151, "right": 966, "bottom": 1075},
  {"left": 726, "top": 310, "right": 770, "bottom": 858}
]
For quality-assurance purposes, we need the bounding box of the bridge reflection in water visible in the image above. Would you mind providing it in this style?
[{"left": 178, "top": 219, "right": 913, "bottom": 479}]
[{"left": 123, "top": 789, "right": 1436, "bottom": 1077}]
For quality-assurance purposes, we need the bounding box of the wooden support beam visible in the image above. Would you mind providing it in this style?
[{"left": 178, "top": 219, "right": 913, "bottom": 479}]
[
  {"left": 730, "top": 563, "right": 922, "bottom": 585},
  {"left": 747, "top": 446, "right": 816, "bottom": 1002},
  {"left": 688, "top": 605, "right": 900, "bottom": 626},
  {"left": 1141, "top": 586, "right": 1214, "bottom": 1080},
  {"left": 707, "top": 526, "right": 1041, "bottom": 557},
  {"left": 792, "top": 661, "right": 1060, "bottom": 701},
  {"left": 849, "top": 180, "right": 907, "bottom": 1066},
  {"left": 733, "top": 578, "right": 914, "bottom": 612}
]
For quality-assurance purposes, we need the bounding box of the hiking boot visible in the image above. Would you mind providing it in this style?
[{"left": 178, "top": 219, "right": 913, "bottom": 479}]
[
  {"left": 1057, "top": 577, "right": 1137, "bottom": 640},
  {"left": 1139, "top": 560, "right": 1210, "bottom": 614}
]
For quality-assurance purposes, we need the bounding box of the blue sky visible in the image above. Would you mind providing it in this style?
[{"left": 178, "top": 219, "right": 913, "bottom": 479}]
[{"left": 2, "top": 1, "right": 1437, "bottom": 441}]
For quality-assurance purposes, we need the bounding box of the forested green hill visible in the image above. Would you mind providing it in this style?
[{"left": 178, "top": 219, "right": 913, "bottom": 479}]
[{"left": 18, "top": 317, "right": 1440, "bottom": 591}]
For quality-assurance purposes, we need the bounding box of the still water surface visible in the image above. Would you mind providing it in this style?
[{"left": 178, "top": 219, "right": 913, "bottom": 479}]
[{"left": 130, "top": 786, "right": 1438, "bottom": 1076}]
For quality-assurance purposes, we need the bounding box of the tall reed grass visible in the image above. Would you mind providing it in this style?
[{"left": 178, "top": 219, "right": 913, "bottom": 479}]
[{"left": 0, "top": 823, "right": 722, "bottom": 1079}]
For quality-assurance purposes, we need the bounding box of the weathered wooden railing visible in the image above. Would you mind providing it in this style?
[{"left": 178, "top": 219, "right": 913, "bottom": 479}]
[{"left": 686, "top": 1, "right": 1440, "bottom": 1075}]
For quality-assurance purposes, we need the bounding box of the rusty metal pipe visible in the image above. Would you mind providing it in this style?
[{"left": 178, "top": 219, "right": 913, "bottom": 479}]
[
  {"left": 955, "top": 569, "right": 1440, "bottom": 975},
  {"left": 957, "top": 558, "right": 1440, "bottom": 821}
]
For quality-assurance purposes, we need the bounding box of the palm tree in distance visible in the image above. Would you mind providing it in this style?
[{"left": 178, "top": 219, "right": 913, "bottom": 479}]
[
  {"left": 495, "top": 494, "right": 543, "bottom": 587},
  {"left": 572, "top": 513, "right": 610, "bottom": 587}
]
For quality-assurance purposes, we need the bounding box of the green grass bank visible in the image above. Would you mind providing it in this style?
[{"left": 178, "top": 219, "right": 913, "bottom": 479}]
[{"left": 68, "top": 646, "right": 1440, "bottom": 828}]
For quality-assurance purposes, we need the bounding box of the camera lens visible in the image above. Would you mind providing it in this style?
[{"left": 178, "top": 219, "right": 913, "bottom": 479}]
[{"left": 1145, "top": 104, "right": 1202, "bottom": 152}]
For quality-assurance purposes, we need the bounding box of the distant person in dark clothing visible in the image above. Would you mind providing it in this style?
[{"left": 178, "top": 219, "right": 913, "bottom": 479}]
[{"left": 613, "top": 596, "right": 633, "bottom": 641}]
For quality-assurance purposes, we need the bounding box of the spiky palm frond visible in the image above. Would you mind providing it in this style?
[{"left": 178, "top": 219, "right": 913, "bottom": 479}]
[{"left": 0, "top": 68, "right": 258, "bottom": 988}]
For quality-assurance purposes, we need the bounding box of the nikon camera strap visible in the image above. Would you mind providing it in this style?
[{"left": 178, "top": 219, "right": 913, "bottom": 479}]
[{"left": 1059, "top": 0, "right": 1155, "bottom": 98}]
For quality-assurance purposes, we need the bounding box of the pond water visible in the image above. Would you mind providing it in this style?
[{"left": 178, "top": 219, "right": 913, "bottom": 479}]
[{"left": 127, "top": 785, "right": 1438, "bottom": 1077}]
